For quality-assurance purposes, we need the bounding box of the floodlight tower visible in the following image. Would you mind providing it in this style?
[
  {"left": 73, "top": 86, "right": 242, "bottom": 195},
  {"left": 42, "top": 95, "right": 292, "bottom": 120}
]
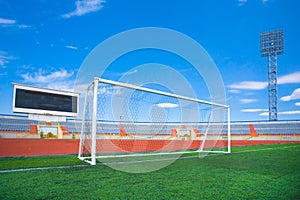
[{"left": 260, "top": 30, "right": 284, "bottom": 121}]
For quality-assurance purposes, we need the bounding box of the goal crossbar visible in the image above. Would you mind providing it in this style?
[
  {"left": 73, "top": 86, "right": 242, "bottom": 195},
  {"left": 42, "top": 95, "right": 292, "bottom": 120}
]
[{"left": 96, "top": 78, "right": 229, "bottom": 109}]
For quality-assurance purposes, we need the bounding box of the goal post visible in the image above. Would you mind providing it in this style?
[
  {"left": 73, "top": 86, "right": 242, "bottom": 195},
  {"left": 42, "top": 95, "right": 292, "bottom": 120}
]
[{"left": 78, "top": 77, "right": 230, "bottom": 165}]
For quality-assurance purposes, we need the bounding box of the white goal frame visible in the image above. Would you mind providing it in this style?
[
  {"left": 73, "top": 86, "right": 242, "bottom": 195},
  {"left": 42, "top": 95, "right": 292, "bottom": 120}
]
[{"left": 78, "top": 77, "right": 231, "bottom": 165}]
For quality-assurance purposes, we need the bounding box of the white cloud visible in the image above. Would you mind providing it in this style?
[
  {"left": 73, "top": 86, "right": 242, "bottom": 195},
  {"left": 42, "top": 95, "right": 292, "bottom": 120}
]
[
  {"left": 22, "top": 69, "right": 74, "bottom": 83},
  {"left": 228, "top": 71, "right": 300, "bottom": 91},
  {"left": 259, "top": 112, "right": 269, "bottom": 116},
  {"left": 279, "top": 110, "right": 300, "bottom": 115},
  {"left": 278, "top": 71, "right": 300, "bottom": 84},
  {"left": 262, "top": 0, "right": 269, "bottom": 4},
  {"left": 238, "top": 0, "right": 269, "bottom": 6},
  {"left": 65, "top": 45, "right": 78, "bottom": 50},
  {"left": 241, "top": 108, "right": 268, "bottom": 113},
  {"left": 280, "top": 88, "right": 300, "bottom": 101},
  {"left": 228, "top": 81, "right": 267, "bottom": 90},
  {"left": 103, "top": 69, "right": 139, "bottom": 77},
  {"left": 45, "top": 80, "right": 76, "bottom": 91},
  {"left": 156, "top": 103, "right": 179, "bottom": 108},
  {"left": 295, "top": 102, "right": 300, "bottom": 106},
  {"left": 238, "top": 0, "right": 247, "bottom": 6},
  {"left": 0, "top": 18, "right": 30, "bottom": 29},
  {"left": 260, "top": 110, "right": 300, "bottom": 116},
  {"left": 21, "top": 69, "right": 75, "bottom": 91},
  {"left": 240, "top": 99, "right": 257, "bottom": 104},
  {"left": 228, "top": 89, "right": 240, "bottom": 94},
  {"left": 124, "top": 69, "right": 138, "bottom": 75},
  {"left": 0, "top": 18, "right": 16, "bottom": 24},
  {"left": 62, "top": 0, "right": 105, "bottom": 19},
  {"left": 17, "top": 24, "right": 31, "bottom": 29},
  {"left": 0, "top": 72, "right": 7, "bottom": 77},
  {"left": 0, "top": 52, "right": 16, "bottom": 68},
  {"left": 0, "top": 57, "right": 6, "bottom": 67}
]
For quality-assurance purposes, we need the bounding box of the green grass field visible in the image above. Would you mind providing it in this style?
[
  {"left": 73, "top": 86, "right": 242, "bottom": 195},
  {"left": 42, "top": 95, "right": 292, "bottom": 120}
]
[{"left": 1, "top": 144, "right": 300, "bottom": 199}]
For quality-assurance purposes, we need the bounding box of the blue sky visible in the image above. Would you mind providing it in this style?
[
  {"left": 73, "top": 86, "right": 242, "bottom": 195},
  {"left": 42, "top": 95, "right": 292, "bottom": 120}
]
[{"left": 0, "top": 0, "right": 300, "bottom": 121}]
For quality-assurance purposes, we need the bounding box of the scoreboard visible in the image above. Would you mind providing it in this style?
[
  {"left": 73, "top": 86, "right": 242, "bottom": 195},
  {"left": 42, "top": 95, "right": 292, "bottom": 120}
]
[{"left": 13, "top": 83, "right": 79, "bottom": 117}]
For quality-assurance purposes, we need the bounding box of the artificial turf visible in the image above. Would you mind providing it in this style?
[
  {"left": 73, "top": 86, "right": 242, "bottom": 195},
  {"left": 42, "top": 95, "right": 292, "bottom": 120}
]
[{"left": 0, "top": 144, "right": 299, "bottom": 199}]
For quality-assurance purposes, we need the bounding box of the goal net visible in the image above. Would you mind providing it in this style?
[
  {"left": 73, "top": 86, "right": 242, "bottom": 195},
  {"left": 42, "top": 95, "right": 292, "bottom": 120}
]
[{"left": 78, "top": 78, "right": 230, "bottom": 166}]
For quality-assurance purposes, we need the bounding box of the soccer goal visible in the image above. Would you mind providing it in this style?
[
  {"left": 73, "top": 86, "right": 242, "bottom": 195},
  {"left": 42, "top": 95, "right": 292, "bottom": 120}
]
[{"left": 78, "top": 77, "right": 230, "bottom": 165}]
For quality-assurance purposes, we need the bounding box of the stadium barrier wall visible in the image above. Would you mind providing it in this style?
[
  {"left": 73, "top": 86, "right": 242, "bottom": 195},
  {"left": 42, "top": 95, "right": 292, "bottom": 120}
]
[
  {"left": 0, "top": 139, "right": 79, "bottom": 157},
  {"left": 1, "top": 138, "right": 300, "bottom": 157}
]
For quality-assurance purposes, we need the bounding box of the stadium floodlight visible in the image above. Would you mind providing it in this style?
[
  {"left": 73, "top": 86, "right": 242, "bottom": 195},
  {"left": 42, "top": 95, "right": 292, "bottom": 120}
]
[
  {"left": 78, "top": 77, "right": 231, "bottom": 167},
  {"left": 260, "top": 29, "right": 284, "bottom": 121}
]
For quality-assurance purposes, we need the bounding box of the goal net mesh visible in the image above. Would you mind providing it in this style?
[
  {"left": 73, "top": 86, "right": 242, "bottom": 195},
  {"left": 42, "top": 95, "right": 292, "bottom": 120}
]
[{"left": 78, "top": 78, "right": 230, "bottom": 166}]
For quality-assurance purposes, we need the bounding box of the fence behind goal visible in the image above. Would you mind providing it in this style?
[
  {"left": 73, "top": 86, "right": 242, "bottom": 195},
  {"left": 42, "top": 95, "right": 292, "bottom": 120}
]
[{"left": 78, "top": 78, "right": 230, "bottom": 165}]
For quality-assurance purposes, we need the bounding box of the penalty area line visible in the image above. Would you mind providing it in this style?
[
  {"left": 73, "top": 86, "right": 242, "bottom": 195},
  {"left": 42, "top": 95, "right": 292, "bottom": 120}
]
[{"left": 0, "top": 154, "right": 208, "bottom": 173}]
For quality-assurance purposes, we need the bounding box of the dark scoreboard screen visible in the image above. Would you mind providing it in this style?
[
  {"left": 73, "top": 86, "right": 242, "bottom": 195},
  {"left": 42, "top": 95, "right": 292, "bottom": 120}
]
[{"left": 15, "top": 88, "right": 78, "bottom": 114}]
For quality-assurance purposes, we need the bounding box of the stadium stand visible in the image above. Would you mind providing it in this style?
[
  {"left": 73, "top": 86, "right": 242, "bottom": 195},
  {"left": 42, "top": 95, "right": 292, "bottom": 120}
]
[
  {"left": 0, "top": 114, "right": 300, "bottom": 138},
  {"left": 0, "top": 115, "right": 37, "bottom": 132}
]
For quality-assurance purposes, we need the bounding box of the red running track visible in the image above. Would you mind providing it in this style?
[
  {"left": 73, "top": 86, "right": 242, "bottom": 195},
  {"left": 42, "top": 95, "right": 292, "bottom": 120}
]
[{"left": 0, "top": 139, "right": 300, "bottom": 157}]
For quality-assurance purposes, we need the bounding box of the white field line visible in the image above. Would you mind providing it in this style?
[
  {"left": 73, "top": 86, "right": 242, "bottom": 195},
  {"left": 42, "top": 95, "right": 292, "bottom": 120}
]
[
  {"left": 0, "top": 164, "right": 88, "bottom": 174},
  {"left": 232, "top": 145, "right": 300, "bottom": 154},
  {"left": 0, "top": 145, "right": 299, "bottom": 174}
]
